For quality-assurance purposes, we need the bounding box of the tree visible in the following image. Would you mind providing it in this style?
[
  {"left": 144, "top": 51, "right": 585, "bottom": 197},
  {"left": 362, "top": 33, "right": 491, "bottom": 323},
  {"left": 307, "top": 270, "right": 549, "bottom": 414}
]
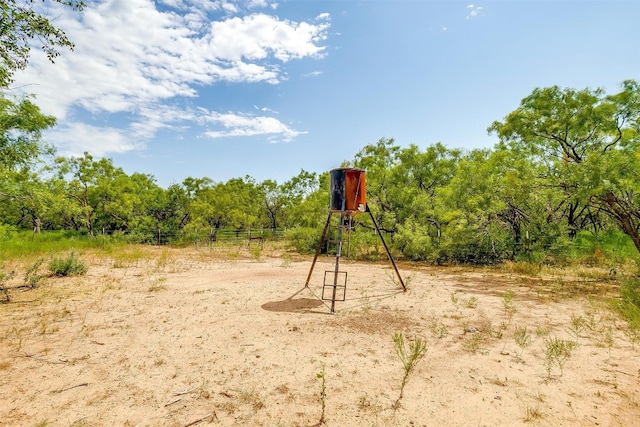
[
  {"left": 0, "top": 94, "right": 57, "bottom": 231},
  {"left": 188, "top": 181, "right": 232, "bottom": 239},
  {"left": 352, "top": 137, "right": 402, "bottom": 232},
  {"left": 54, "top": 153, "right": 128, "bottom": 236},
  {"left": 145, "top": 183, "right": 191, "bottom": 238},
  {"left": 0, "top": 94, "right": 55, "bottom": 169},
  {"left": 489, "top": 80, "right": 640, "bottom": 253},
  {"left": 0, "top": 0, "right": 85, "bottom": 87}
]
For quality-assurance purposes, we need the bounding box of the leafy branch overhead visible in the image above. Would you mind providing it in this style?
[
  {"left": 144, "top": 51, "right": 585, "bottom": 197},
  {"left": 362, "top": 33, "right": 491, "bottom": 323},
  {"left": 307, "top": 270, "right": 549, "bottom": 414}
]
[{"left": 0, "top": 0, "right": 85, "bottom": 87}]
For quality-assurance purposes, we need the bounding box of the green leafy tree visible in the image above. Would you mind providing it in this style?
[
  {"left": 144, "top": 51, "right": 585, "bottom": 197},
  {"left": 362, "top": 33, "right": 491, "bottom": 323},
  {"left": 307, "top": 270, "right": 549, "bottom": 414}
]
[
  {"left": 188, "top": 181, "right": 232, "bottom": 239},
  {"left": 0, "top": 0, "right": 85, "bottom": 87},
  {"left": 285, "top": 170, "right": 326, "bottom": 228},
  {"left": 0, "top": 94, "right": 57, "bottom": 230},
  {"left": 489, "top": 80, "right": 640, "bottom": 253},
  {"left": 145, "top": 183, "right": 191, "bottom": 238},
  {"left": 54, "top": 153, "right": 132, "bottom": 236},
  {"left": 225, "top": 176, "right": 261, "bottom": 233},
  {"left": 0, "top": 95, "right": 55, "bottom": 169},
  {"left": 390, "top": 143, "right": 460, "bottom": 260},
  {"left": 352, "top": 137, "right": 402, "bottom": 233},
  {"left": 258, "top": 169, "right": 321, "bottom": 233},
  {"left": 259, "top": 179, "right": 286, "bottom": 234}
]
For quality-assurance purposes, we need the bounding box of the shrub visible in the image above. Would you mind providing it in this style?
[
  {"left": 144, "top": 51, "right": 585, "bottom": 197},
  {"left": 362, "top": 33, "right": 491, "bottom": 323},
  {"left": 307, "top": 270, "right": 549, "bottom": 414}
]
[
  {"left": 618, "top": 277, "right": 640, "bottom": 330},
  {"left": 48, "top": 251, "right": 88, "bottom": 277},
  {"left": 24, "top": 258, "right": 46, "bottom": 288},
  {"left": 285, "top": 226, "right": 322, "bottom": 254},
  {"left": 0, "top": 224, "right": 17, "bottom": 241}
]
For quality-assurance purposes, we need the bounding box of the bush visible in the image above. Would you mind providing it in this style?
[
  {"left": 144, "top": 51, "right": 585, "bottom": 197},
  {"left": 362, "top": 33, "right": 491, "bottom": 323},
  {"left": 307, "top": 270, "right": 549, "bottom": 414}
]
[
  {"left": 285, "top": 227, "right": 322, "bottom": 254},
  {"left": 619, "top": 277, "right": 640, "bottom": 329},
  {"left": 0, "top": 223, "right": 17, "bottom": 241},
  {"left": 349, "top": 228, "right": 384, "bottom": 260},
  {"left": 48, "top": 251, "right": 88, "bottom": 277}
]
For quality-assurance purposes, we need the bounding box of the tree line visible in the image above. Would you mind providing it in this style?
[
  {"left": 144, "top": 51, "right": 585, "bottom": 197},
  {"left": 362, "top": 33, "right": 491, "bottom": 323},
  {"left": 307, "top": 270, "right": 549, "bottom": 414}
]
[
  {"left": 0, "top": 1, "right": 638, "bottom": 264},
  {"left": 1, "top": 80, "right": 639, "bottom": 264}
]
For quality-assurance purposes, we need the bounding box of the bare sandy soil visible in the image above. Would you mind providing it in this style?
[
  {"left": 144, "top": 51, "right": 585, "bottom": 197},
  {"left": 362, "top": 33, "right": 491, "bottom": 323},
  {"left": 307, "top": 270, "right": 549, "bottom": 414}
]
[{"left": 1, "top": 245, "right": 639, "bottom": 426}]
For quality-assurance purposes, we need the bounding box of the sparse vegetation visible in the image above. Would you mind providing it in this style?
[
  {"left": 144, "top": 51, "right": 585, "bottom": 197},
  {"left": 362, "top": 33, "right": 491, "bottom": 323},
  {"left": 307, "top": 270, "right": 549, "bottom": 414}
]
[
  {"left": 464, "top": 296, "right": 478, "bottom": 309},
  {"left": 524, "top": 406, "right": 543, "bottom": 422},
  {"left": 514, "top": 326, "right": 531, "bottom": 358},
  {"left": 568, "top": 314, "right": 586, "bottom": 340},
  {"left": 24, "top": 258, "right": 45, "bottom": 288},
  {"left": 392, "top": 332, "right": 427, "bottom": 406},
  {"left": 429, "top": 317, "right": 448, "bottom": 339},
  {"left": 48, "top": 251, "right": 88, "bottom": 277},
  {"left": 503, "top": 290, "right": 517, "bottom": 321},
  {"left": 0, "top": 270, "right": 14, "bottom": 302},
  {"left": 543, "top": 337, "right": 577, "bottom": 377}
]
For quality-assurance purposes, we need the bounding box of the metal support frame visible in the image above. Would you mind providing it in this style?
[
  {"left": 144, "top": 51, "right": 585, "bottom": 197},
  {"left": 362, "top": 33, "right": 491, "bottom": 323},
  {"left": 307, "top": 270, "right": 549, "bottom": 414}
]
[
  {"left": 366, "top": 205, "right": 406, "bottom": 291},
  {"left": 305, "top": 203, "right": 406, "bottom": 313}
]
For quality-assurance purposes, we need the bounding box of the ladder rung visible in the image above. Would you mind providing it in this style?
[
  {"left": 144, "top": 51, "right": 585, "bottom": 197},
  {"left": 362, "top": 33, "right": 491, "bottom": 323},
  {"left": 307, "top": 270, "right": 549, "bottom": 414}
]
[{"left": 322, "top": 270, "right": 347, "bottom": 301}]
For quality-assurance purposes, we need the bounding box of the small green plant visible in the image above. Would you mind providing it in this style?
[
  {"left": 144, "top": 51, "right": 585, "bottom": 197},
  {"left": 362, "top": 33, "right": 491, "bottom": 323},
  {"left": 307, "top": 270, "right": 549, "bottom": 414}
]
[
  {"left": 464, "top": 296, "right": 478, "bottom": 309},
  {"left": 543, "top": 337, "right": 576, "bottom": 377},
  {"left": 148, "top": 277, "right": 168, "bottom": 292},
  {"left": 249, "top": 244, "right": 262, "bottom": 260},
  {"left": 316, "top": 364, "right": 327, "bottom": 425},
  {"left": 24, "top": 258, "right": 45, "bottom": 288},
  {"left": 429, "top": 317, "right": 448, "bottom": 339},
  {"left": 450, "top": 291, "right": 460, "bottom": 305},
  {"left": 623, "top": 326, "right": 640, "bottom": 349},
  {"left": 48, "top": 251, "right": 88, "bottom": 277},
  {"left": 503, "top": 290, "right": 517, "bottom": 321},
  {"left": 462, "top": 331, "right": 484, "bottom": 354},
  {"left": 514, "top": 325, "right": 531, "bottom": 358},
  {"left": 392, "top": 332, "right": 427, "bottom": 406},
  {"left": 535, "top": 324, "right": 552, "bottom": 337},
  {"left": 598, "top": 325, "right": 614, "bottom": 357},
  {"left": 0, "top": 270, "right": 14, "bottom": 302},
  {"left": 567, "top": 314, "right": 586, "bottom": 340},
  {"left": 617, "top": 278, "right": 640, "bottom": 330}
]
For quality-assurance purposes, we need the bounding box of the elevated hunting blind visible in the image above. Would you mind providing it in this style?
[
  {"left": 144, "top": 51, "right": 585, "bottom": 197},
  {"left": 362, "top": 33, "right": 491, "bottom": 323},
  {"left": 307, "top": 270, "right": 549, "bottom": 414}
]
[{"left": 305, "top": 167, "right": 406, "bottom": 313}]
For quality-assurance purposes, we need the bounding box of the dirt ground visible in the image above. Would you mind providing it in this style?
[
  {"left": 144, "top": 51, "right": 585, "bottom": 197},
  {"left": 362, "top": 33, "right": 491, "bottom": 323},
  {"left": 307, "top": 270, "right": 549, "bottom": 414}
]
[{"left": 1, "top": 245, "right": 639, "bottom": 426}]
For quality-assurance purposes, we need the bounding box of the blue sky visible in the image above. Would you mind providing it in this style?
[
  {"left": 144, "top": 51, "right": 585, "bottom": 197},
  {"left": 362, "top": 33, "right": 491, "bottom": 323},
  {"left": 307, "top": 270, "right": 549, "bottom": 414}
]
[{"left": 15, "top": 0, "right": 640, "bottom": 187}]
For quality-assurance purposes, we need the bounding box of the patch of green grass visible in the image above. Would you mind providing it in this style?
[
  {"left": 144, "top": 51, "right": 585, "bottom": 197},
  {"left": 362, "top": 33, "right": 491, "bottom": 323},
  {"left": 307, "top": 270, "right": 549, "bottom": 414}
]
[
  {"left": 0, "top": 230, "right": 115, "bottom": 260},
  {"left": 112, "top": 247, "right": 147, "bottom": 268}
]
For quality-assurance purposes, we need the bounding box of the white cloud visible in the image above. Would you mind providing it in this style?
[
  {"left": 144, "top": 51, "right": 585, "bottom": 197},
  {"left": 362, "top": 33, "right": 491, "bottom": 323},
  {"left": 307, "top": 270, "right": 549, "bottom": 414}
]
[
  {"left": 14, "top": 0, "right": 328, "bottom": 155},
  {"left": 202, "top": 111, "right": 305, "bottom": 142},
  {"left": 253, "top": 105, "right": 278, "bottom": 113},
  {"left": 466, "top": 4, "right": 484, "bottom": 20},
  {"left": 47, "top": 123, "right": 143, "bottom": 157}
]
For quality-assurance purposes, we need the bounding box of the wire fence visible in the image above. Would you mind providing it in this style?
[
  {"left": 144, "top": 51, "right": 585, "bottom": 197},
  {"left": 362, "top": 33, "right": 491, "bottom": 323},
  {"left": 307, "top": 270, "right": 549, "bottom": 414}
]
[{"left": 96, "top": 227, "right": 288, "bottom": 246}]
